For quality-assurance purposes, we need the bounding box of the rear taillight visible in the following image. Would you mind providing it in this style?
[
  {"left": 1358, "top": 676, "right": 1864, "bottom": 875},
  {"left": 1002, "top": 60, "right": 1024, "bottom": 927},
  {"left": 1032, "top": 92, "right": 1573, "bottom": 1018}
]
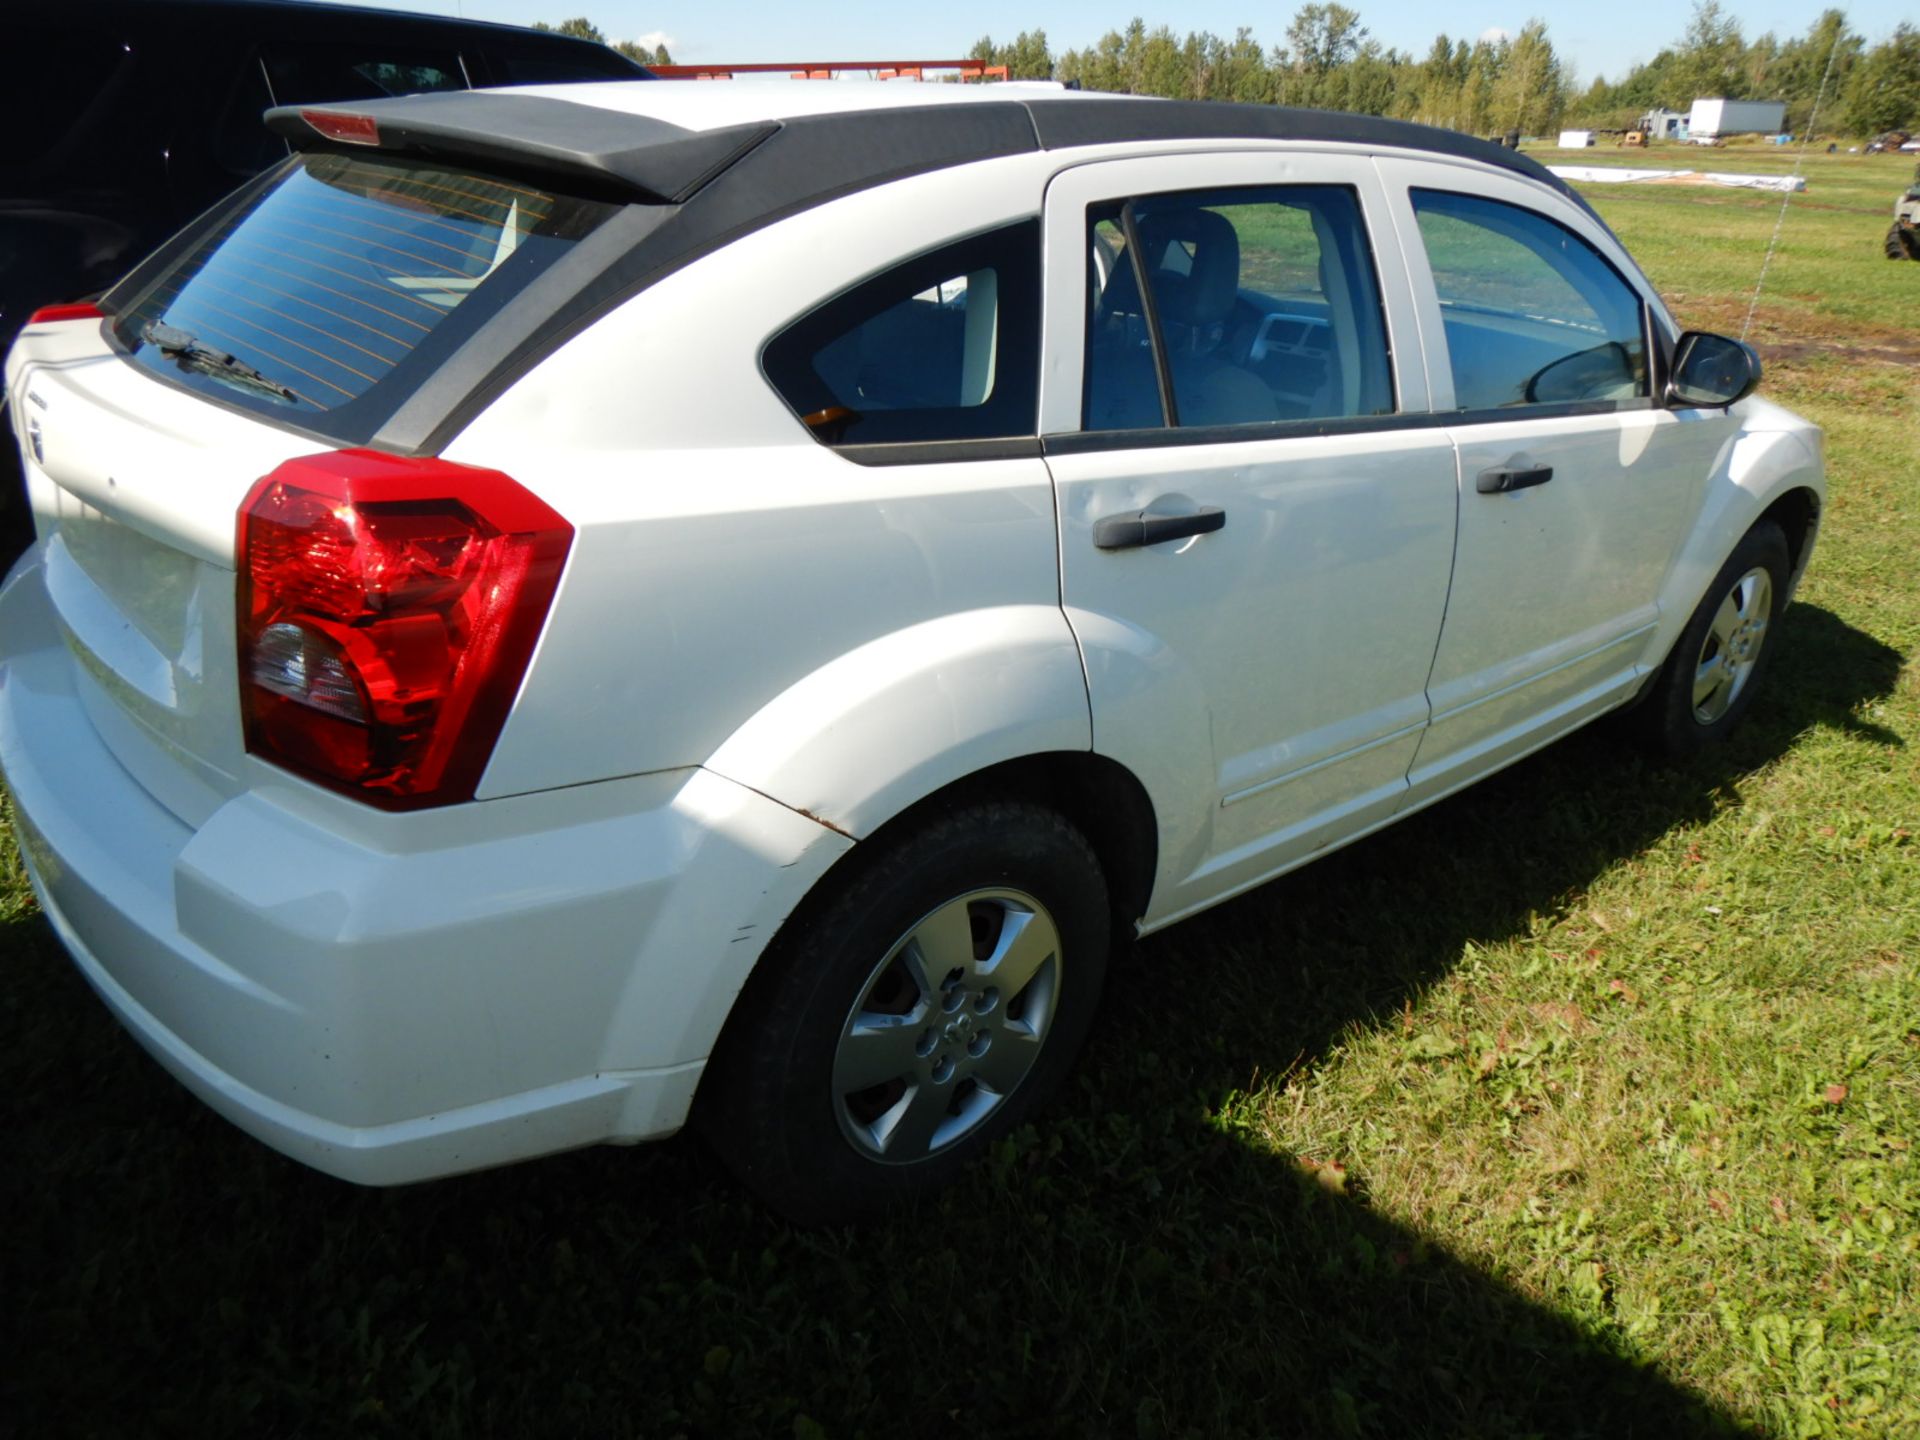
[
  {"left": 237, "top": 450, "right": 572, "bottom": 809},
  {"left": 27, "top": 302, "right": 104, "bottom": 325}
]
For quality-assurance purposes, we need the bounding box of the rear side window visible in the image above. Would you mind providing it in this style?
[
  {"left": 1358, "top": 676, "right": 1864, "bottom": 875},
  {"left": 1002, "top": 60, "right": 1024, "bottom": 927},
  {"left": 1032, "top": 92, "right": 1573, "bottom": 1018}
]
[
  {"left": 1085, "top": 185, "right": 1393, "bottom": 432},
  {"left": 111, "top": 151, "right": 617, "bottom": 428},
  {"left": 1411, "top": 189, "right": 1648, "bottom": 410},
  {"left": 763, "top": 221, "right": 1041, "bottom": 447}
]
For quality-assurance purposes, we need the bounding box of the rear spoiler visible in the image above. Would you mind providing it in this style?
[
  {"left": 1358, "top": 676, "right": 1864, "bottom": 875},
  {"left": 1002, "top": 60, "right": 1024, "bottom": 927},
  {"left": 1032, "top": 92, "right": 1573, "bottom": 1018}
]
[{"left": 264, "top": 92, "right": 776, "bottom": 204}]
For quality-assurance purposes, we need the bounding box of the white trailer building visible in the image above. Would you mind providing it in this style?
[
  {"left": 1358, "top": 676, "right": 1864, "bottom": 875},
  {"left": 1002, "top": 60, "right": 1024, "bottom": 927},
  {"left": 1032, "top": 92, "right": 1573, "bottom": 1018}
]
[
  {"left": 1689, "top": 98, "right": 1787, "bottom": 138},
  {"left": 1639, "top": 107, "right": 1689, "bottom": 139}
]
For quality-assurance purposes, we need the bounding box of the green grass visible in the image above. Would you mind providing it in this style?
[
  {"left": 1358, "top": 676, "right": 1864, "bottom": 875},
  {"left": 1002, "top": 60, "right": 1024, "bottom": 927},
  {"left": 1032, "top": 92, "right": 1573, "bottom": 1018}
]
[{"left": 4, "top": 156, "right": 1917, "bottom": 1438}]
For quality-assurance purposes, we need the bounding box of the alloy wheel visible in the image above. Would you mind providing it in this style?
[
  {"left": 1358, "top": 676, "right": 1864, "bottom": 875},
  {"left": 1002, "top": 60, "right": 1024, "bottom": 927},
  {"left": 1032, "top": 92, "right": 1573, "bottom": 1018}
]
[
  {"left": 1692, "top": 565, "right": 1773, "bottom": 725},
  {"left": 832, "top": 888, "right": 1062, "bottom": 1164}
]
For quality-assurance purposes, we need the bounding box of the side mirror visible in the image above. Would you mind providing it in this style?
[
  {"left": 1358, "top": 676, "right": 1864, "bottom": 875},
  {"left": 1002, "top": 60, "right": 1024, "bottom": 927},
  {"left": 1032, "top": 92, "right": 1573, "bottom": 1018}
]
[{"left": 1667, "top": 331, "right": 1762, "bottom": 408}]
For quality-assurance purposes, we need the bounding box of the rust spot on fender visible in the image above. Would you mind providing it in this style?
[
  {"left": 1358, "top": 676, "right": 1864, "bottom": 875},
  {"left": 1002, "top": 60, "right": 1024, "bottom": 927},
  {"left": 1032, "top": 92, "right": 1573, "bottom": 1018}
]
[{"left": 793, "top": 805, "right": 854, "bottom": 840}]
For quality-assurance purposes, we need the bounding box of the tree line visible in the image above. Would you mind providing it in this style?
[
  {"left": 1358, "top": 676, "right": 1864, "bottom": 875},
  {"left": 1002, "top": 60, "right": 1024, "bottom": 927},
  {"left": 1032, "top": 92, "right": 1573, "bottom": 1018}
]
[
  {"left": 970, "top": 3, "right": 1919, "bottom": 137},
  {"left": 531, "top": 16, "right": 671, "bottom": 66},
  {"left": 1572, "top": 6, "right": 1918, "bottom": 134},
  {"left": 528, "top": 6, "right": 1917, "bottom": 138}
]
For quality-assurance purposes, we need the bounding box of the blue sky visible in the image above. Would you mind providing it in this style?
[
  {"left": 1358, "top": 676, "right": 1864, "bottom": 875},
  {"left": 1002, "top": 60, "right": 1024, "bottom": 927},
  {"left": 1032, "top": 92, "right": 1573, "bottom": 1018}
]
[{"left": 349, "top": 0, "right": 1915, "bottom": 86}]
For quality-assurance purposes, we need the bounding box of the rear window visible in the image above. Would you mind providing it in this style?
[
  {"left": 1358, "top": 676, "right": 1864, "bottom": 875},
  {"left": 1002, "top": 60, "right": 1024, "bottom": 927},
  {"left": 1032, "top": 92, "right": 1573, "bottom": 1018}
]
[{"left": 110, "top": 151, "right": 618, "bottom": 432}]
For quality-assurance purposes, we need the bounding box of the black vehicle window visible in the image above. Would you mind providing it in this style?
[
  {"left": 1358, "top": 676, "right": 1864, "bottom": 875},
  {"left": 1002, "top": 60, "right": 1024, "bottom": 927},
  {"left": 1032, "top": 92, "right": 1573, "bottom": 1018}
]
[
  {"left": 1411, "top": 189, "right": 1648, "bottom": 411},
  {"left": 1085, "top": 185, "right": 1393, "bottom": 431},
  {"left": 3, "top": 30, "right": 141, "bottom": 189},
  {"left": 111, "top": 151, "right": 618, "bottom": 423},
  {"left": 210, "top": 54, "right": 287, "bottom": 180},
  {"left": 763, "top": 221, "right": 1041, "bottom": 447},
  {"left": 264, "top": 45, "right": 467, "bottom": 106}
]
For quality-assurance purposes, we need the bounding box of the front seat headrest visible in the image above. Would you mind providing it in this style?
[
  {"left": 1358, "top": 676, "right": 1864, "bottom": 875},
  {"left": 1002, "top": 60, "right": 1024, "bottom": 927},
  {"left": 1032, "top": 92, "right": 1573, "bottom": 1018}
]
[{"left": 1134, "top": 207, "right": 1241, "bottom": 328}]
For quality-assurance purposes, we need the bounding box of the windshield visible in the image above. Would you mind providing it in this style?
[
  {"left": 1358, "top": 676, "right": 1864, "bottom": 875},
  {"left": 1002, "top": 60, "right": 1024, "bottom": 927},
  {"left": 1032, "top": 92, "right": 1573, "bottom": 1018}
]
[{"left": 111, "top": 151, "right": 618, "bottom": 430}]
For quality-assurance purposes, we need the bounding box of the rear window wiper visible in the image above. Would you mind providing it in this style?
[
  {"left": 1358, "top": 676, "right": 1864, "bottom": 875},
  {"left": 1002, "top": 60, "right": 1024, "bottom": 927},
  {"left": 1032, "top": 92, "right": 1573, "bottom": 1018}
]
[{"left": 141, "top": 321, "right": 300, "bottom": 404}]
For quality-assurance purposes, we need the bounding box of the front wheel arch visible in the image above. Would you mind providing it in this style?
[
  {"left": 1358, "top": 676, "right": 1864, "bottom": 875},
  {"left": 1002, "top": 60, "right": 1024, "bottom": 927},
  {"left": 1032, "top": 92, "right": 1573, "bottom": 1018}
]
[{"left": 1757, "top": 485, "right": 1820, "bottom": 590}]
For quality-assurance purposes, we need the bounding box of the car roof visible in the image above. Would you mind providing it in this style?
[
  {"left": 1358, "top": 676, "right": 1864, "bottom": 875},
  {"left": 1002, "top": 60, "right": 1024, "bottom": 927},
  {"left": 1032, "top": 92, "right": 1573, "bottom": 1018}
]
[
  {"left": 282, "top": 80, "right": 1592, "bottom": 217},
  {"left": 539, "top": 82, "right": 1598, "bottom": 219},
  {"left": 505, "top": 80, "right": 1550, "bottom": 179}
]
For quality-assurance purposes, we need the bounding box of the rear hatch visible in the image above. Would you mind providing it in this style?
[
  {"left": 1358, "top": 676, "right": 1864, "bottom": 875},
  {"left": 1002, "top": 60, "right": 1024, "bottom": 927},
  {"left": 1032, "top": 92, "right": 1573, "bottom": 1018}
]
[{"left": 5, "top": 140, "right": 634, "bottom": 825}]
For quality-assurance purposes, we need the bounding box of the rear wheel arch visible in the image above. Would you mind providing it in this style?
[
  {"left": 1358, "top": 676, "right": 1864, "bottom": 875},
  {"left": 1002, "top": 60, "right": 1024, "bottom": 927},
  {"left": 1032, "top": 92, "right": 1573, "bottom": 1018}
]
[
  {"left": 691, "top": 750, "right": 1156, "bottom": 1094},
  {"left": 854, "top": 750, "right": 1160, "bottom": 938},
  {"left": 756, "top": 749, "right": 1159, "bottom": 973}
]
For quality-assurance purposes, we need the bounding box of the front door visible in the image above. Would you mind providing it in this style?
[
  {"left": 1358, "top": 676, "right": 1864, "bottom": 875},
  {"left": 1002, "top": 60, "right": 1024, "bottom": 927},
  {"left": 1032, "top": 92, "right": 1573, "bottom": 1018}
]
[
  {"left": 1375, "top": 164, "right": 1738, "bottom": 801},
  {"left": 1039, "top": 152, "right": 1459, "bottom": 927}
]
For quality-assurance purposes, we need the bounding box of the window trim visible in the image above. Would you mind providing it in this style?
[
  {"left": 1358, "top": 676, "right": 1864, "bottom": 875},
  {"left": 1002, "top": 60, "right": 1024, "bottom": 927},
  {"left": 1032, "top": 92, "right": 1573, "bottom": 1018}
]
[
  {"left": 1116, "top": 199, "right": 1179, "bottom": 428},
  {"left": 835, "top": 436, "right": 1046, "bottom": 467},
  {"left": 1409, "top": 185, "right": 1653, "bottom": 415},
  {"left": 1043, "top": 395, "right": 1656, "bottom": 456}
]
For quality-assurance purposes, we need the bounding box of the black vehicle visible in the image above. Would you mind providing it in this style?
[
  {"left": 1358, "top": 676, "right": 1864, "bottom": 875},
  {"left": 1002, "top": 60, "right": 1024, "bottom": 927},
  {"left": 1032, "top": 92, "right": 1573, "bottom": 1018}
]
[{"left": 2, "top": 0, "right": 649, "bottom": 539}]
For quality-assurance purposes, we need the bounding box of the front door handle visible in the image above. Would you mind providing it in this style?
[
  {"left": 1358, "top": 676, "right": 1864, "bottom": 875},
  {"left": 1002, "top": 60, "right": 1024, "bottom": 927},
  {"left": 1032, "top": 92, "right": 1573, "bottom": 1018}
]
[
  {"left": 1476, "top": 464, "right": 1554, "bottom": 494},
  {"left": 1094, "top": 504, "right": 1227, "bottom": 550}
]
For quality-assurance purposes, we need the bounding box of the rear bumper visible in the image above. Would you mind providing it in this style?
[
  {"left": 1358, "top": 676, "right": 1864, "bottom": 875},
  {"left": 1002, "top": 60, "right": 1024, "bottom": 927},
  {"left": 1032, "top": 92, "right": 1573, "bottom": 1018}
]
[{"left": 0, "top": 553, "right": 851, "bottom": 1185}]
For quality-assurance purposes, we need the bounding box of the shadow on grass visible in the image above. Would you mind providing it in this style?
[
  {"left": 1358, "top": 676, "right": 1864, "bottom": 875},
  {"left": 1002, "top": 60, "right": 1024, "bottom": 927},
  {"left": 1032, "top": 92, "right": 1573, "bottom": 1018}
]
[{"left": 0, "top": 603, "right": 1902, "bottom": 1438}]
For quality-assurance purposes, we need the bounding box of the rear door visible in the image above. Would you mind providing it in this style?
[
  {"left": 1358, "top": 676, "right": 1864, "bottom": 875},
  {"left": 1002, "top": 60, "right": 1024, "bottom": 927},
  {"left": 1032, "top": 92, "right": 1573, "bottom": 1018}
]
[
  {"left": 1376, "top": 160, "right": 1736, "bottom": 801},
  {"left": 1040, "top": 151, "right": 1459, "bottom": 925}
]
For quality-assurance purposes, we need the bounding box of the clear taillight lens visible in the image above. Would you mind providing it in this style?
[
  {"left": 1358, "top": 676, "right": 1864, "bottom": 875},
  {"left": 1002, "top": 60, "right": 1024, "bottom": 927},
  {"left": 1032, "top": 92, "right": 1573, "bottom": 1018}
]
[{"left": 237, "top": 450, "right": 572, "bottom": 808}]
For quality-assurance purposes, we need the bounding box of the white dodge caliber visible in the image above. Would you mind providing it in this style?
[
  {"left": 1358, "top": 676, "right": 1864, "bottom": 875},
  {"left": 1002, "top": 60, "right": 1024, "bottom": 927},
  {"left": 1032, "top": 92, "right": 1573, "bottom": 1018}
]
[{"left": 1, "top": 82, "right": 1822, "bottom": 1221}]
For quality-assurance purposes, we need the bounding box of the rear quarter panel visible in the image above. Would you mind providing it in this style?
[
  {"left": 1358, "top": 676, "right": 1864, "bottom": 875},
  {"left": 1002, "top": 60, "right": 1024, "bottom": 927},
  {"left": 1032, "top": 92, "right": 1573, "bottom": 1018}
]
[{"left": 455, "top": 153, "right": 1093, "bottom": 830}]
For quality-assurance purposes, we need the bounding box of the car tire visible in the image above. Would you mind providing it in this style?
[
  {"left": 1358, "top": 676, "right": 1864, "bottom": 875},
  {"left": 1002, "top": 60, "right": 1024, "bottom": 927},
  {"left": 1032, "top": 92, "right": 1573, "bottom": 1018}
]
[
  {"left": 1886, "top": 222, "right": 1919, "bottom": 260},
  {"left": 699, "top": 801, "right": 1111, "bottom": 1224},
  {"left": 1635, "top": 521, "right": 1790, "bottom": 756}
]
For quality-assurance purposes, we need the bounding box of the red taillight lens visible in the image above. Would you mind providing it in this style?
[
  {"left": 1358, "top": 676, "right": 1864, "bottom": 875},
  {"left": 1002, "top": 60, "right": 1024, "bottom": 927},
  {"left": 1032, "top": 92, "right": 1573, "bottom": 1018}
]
[
  {"left": 237, "top": 450, "right": 572, "bottom": 809},
  {"left": 300, "top": 108, "right": 381, "bottom": 146},
  {"left": 28, "top": 302, "right": 104, "bottom": 325}
]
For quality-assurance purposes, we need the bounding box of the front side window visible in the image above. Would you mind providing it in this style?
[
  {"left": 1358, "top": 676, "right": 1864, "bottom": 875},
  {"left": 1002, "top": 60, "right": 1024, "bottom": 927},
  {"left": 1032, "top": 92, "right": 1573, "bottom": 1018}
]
[
  {"left": 763, "top": 221, "right": 1040, "bottom": 447},
  {"left": 1085, "top": 185, "right": 1394, "bottom": 431},
  {"left": 1411, "top": 189, "right": 1648, "bottom": 411}
]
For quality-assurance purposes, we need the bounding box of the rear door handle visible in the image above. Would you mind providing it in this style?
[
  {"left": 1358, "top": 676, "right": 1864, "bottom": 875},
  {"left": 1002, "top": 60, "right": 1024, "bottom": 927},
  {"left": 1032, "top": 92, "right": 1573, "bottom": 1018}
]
[
  {"left": 1094, "top": 505, "right": 1227, "bottom": 550},
  {"left": 1476, "top": 464, "right": 1554, "bottom": 494}
]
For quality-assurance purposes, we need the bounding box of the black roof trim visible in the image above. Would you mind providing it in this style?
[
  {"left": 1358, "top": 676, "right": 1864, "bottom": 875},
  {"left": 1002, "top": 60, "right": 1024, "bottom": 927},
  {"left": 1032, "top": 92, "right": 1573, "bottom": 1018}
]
[
  {"left": 266, "top": 93, "right": 774, "bottom": 204},
  {"left": 1022, "top": 98, "right": 1599, "bottom": 219}
]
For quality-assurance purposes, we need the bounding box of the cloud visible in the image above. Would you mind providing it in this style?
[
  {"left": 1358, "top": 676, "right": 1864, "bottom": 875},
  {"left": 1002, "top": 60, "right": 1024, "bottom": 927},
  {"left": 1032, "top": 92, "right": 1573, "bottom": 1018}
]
[
  {"left": 630, "top": 30, "right": 674, "bottom": 50},
  {"left": 1479, "top": 26, "right": 1512, "bottom": 43}
]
